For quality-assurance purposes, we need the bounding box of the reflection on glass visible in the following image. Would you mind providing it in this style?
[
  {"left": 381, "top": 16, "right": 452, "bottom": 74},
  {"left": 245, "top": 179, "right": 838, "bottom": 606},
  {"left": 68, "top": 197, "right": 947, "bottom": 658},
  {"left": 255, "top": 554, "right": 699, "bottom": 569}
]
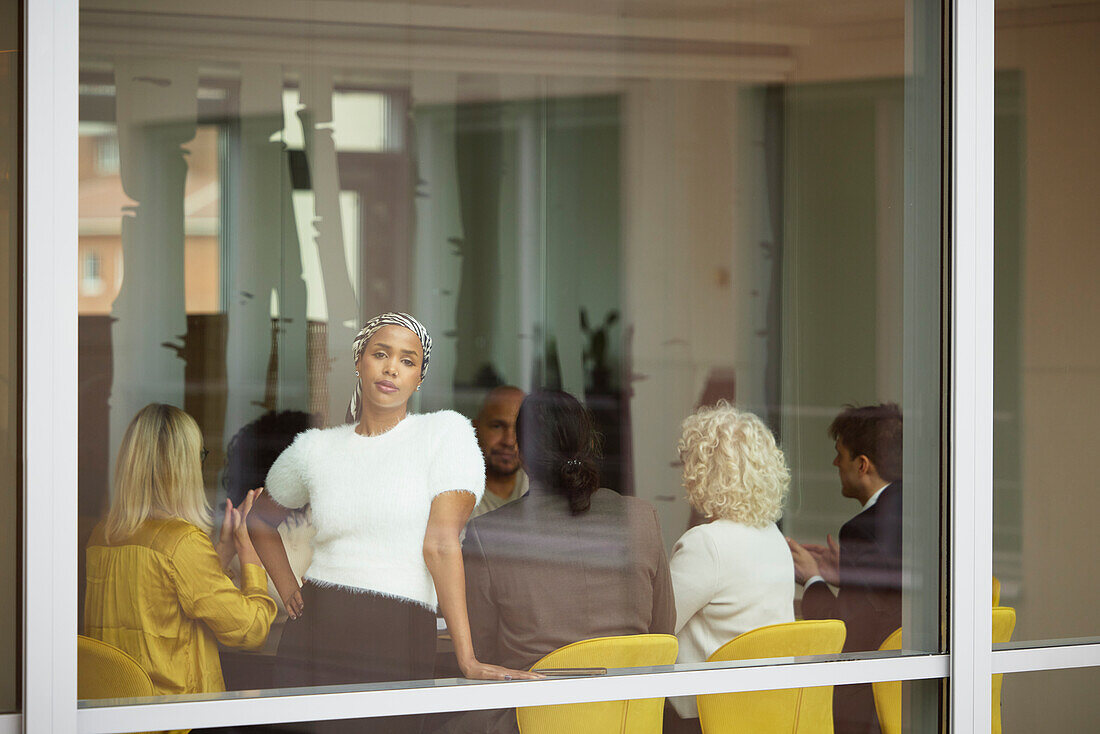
[
  {"left": 77, "top": 0, "right": 944, "bottom": 731},
  {"left": 0, "top": 0, "right": 18, "bottom": 713},
  {"left": 1001, "top": 667, "right": 1100, "bottom": 732},
  {"left": 993, "top": 3, "right": 1100, "bottom": 643}
]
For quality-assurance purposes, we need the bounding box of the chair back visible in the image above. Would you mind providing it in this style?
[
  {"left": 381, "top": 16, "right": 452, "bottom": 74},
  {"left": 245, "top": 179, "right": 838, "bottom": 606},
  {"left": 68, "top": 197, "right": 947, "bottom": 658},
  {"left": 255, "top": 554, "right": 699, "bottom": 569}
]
[
  {"left": 697, "top": 620, "right": 847, "bottom": 734},
  {"left": 78, "top": 635, "right": 156, "bottom": 700},
  {"left": 872, "top": 629, "right": 904, "bottom": 734},
  {"left": 991, "top": 607, "right": 1017, "bottom": 734},
  {"left": 873, "top": 608, "right": 1016, "bottom": 734},
  {"left": 516, "top": 634, "right": 678, "bottom": 734},
  {"left": 992, "top": 575, "right": 1001, "bottom": 606}
]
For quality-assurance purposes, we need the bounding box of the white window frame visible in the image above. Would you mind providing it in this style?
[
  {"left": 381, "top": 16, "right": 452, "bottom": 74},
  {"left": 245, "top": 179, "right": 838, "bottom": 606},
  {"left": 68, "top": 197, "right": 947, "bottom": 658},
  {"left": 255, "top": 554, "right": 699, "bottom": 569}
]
[
  {"left": 20, "top": 0, "right": 1100, "bottom": 732},
  {"left": 24, "top": 0, "right": 79, "bottom": 732}
]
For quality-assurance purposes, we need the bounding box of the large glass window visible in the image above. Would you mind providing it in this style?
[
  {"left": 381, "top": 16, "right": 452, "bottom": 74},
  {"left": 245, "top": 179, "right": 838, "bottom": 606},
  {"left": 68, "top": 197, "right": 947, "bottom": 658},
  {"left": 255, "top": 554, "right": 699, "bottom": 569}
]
[
  {"left": 76, "top": 0, "right": 946, "bottom": 731},
  {"left": 992, "top": 1, "right": 1100, "bottom": 644},
  {"left": 0, "top": 0, "right": 20, "bottom": 715},
  {"left": 1000, "top": 668, "right": 1100, "bottom": 731}
]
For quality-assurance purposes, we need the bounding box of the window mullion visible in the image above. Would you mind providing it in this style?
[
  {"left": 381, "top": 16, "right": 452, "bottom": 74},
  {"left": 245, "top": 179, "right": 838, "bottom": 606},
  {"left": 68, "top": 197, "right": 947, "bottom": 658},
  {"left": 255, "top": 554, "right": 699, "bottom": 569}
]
[
  {"left": 23, "top": 0, "right": 80, "bottom": 732},
  {"left": 949, "top": 0, "right": 996, "bottom": 730}
]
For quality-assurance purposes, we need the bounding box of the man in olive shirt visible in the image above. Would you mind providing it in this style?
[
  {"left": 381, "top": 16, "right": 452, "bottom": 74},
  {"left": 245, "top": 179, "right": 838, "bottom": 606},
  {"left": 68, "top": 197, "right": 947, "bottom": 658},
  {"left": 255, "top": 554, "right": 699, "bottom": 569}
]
[{"left": 470, "top": 386, "right": 529, "bottom": 519}]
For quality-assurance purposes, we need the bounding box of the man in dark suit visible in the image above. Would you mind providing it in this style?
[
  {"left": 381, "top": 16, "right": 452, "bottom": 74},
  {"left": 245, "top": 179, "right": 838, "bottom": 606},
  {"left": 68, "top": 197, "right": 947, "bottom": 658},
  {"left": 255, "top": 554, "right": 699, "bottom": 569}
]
[{"left": 788, "top": 403, "right": 903, "bottom": 734}]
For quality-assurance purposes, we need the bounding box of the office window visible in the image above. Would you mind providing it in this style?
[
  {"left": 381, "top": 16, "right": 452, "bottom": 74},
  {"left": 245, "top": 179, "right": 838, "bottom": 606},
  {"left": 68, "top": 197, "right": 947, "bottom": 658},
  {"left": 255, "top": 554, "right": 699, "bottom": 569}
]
[
  {"left": 992, "top": 2, "right": 1100, "bottom": 645},
  {"left": 74, "top": 0, "right": 948, "bottom": 732},
  {"left": 0, "top": 0, "right": 19, "bottom": 714}
]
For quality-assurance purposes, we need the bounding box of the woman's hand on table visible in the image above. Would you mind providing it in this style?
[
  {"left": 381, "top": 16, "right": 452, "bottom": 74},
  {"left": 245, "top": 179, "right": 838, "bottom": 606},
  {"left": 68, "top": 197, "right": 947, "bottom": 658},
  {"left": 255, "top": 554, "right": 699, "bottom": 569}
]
[
  {"left": 459, "top": 659, "right": 544, "bottom": 681},
  {"left": 281, "top": 587, "right": 305, "bottom": 620}
]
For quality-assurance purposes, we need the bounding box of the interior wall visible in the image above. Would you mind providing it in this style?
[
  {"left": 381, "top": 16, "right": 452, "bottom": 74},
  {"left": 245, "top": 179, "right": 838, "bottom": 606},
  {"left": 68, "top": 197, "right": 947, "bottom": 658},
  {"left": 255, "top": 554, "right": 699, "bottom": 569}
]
[
  {"left": 778, "top": 80, "right": 905, "bottom": 544},
  {"left": 782, "top": 11, "right": 1100, "bottom": 708},
  {"left": 996, "top": 15, "right": 1100, "bottom": 733},
  {"left": 622, "top": 79, "right": 764, "bottom": 548}
]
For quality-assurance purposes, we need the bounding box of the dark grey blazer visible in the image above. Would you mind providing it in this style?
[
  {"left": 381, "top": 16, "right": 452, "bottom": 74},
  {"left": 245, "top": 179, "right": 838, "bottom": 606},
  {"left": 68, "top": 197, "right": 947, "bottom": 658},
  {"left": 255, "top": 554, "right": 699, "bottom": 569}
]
[{"left": 463, "top": 487, "right": 676, "bottom": 672}]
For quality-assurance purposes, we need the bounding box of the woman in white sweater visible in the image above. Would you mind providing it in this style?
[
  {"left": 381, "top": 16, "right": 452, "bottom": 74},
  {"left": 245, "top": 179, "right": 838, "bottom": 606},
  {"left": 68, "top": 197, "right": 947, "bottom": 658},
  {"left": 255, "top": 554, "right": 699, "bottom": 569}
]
[
  {"left": 666, "top": 402, "right": 796, "bottom": 732},
  {"left": 247, "top": 312, "right": 537, "bottom": 734}
]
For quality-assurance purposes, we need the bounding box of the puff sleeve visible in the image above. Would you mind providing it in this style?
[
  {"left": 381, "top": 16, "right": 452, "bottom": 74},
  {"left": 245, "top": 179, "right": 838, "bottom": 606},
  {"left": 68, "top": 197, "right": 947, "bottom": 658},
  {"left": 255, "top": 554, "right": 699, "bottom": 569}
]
[
  {"left": 264, "top": 429, "right": 316, "bottom": 510},
  {"left": 426, "top": 411, "right": 486, "bottom": 504}
]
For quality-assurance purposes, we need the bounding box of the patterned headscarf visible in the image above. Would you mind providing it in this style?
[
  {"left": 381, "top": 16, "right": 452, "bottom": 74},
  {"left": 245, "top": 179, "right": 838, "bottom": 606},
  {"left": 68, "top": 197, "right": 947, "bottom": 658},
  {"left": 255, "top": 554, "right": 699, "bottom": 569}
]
[{"left": 347, "top": 312, "right": 432, "bottom": 422}]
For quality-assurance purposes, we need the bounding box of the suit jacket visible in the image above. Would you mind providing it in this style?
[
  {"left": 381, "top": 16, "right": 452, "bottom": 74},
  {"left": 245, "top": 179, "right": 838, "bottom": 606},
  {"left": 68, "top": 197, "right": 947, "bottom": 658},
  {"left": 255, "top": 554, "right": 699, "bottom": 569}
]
[
  {"left": 802, "top": 482, "right": 903, "bottom": 734},
  {"left": 463, "top": 487, "right": 676, "bottom": 671}
]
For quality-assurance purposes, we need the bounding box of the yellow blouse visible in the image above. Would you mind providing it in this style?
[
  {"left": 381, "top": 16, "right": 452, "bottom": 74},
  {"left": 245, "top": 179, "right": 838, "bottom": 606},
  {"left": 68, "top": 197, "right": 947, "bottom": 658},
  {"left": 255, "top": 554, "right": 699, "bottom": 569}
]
[{"left": 84, "top": 517, "right": 277, "bottom": 697}]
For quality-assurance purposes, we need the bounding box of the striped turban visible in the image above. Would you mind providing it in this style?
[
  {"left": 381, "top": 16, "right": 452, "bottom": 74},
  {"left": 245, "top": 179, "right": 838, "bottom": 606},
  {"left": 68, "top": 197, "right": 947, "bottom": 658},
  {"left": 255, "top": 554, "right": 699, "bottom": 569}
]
[{"left": 347, "top": 312, "right": 432, "bottom": 422}]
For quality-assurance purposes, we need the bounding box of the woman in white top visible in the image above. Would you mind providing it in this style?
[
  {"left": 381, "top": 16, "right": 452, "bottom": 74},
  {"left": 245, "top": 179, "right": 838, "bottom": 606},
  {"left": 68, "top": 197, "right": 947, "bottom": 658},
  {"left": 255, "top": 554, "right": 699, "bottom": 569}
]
[
  {"left": 666, "top": 402, "right": 796, "bottom": 731},
  {"left": 248, "top": 312, "right": 537, "bottom": 734}
]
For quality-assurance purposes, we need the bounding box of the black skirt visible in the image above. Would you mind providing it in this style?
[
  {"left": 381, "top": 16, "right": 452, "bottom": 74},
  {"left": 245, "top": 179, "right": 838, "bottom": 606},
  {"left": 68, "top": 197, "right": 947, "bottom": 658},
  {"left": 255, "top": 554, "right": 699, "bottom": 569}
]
[{"left": 274, "top": 580, "right": 437, "bottom": 734}]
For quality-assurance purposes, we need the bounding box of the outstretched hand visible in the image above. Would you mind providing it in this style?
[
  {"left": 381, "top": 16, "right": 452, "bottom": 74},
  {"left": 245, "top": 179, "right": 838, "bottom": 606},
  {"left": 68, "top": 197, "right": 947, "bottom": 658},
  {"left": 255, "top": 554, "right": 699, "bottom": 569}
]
[
  {"left": 233, "top": 488, "right": 261, "bottom": 540},
  {"left": 803, "top": 535, "right": 840, "bottom": 586},
  {"left": 231, "top": 488, "right": 263, "bottom": 568},
  {"left": 215, "top": 499, "right": 236, "bottom": 569},
  {"left": 786, "top": 537, "right": 822, "bottom": 585}
]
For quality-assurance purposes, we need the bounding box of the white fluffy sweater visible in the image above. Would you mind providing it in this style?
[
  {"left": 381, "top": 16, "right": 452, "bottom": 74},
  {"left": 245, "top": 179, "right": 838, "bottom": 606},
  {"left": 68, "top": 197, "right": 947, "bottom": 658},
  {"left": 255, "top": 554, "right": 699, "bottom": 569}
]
[{"left": 264, "top": 410, "right": 485, "bottom": 610}]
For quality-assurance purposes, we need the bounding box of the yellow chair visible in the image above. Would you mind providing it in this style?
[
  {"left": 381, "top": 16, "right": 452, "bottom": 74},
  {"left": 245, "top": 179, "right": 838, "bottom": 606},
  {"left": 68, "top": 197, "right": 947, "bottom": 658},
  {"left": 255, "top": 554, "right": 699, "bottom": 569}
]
[
  {"left": 991, "top": 606, "right": 1017, "bottom": 734},
  {"left": 992, "top": 576, "right": 1001, "bottom": 606},
  {"left": 516, "top": 634, "right": 678, "bottom": 734},
  {"left": 77, "top": 634, "right": 155, "bottom": 700},
  {"left": 870, "top": 629, "right": 905, "bottom": 734},
  {"left": 872, "top": 607, "right": 1017, "bottom": 734},
  {"left": 696, "top": 620, "right": 847, "bottom": 734}
]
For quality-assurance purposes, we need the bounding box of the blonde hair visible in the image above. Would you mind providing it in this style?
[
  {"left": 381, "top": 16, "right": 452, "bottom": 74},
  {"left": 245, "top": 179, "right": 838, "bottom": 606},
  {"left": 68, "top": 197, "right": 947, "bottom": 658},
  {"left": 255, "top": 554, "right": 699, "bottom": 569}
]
[
  {"left": 105, "top": 403, "right": 212, "bottom": 543},
  {"left": 678, "top": 401, "right": 789, "bottom": 527}
]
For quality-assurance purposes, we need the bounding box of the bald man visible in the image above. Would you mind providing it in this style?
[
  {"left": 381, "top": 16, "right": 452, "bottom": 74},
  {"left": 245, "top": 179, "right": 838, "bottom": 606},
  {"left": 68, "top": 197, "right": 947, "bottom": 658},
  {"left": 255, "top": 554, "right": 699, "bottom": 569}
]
[{"left": 470, "top": 386, "right": 529, "bottom": 520}]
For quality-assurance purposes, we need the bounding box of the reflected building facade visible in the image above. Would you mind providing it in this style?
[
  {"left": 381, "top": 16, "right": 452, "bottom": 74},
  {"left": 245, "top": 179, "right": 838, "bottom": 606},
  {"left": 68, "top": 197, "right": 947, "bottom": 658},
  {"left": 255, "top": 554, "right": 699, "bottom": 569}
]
[{"left": 1, "top": 0, "right": 1098, "bottom": 731}]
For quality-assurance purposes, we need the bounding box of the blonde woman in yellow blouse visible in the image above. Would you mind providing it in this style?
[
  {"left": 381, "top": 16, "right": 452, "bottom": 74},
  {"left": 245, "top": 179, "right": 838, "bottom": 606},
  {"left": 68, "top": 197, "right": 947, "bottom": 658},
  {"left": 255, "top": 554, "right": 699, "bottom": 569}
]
[{"left": 84, "top": 403, "right": 277, "bottom": 697}]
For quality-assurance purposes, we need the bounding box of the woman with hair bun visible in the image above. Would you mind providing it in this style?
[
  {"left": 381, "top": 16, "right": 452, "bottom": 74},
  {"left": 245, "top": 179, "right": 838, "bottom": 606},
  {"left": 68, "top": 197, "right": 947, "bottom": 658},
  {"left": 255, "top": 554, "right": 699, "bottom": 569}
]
[
  {"left": 664, "top": 402, "right": 795, "bottom": 733},
  {"left": 444, "top": 389, "right": 675, "bottom": 734}
]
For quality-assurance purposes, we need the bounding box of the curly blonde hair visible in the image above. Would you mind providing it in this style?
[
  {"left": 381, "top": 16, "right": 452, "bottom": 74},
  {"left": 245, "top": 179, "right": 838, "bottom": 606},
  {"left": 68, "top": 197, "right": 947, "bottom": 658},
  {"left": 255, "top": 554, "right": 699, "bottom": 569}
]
[{"left": 678, "top": 401, "right": 790, "bottom": 527}]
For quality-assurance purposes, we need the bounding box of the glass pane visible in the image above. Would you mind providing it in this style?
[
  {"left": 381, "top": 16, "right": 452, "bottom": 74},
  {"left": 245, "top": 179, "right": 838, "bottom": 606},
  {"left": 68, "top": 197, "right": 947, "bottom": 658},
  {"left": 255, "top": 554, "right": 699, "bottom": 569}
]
[
  {"left": 0, "top": 0, "right": 19, "bottom": 714},
  {"left": 993, "top": 2, "right": 1100, "bottom": 642},
  {"left": 189, "top": 678, "right": 945, "bottom": 734},
  {"left": 1000, "top": 668, "right": 1100, "bottom": 731},
  {"left": 77, "top": 0, "right": 944, "bottom": 729}
]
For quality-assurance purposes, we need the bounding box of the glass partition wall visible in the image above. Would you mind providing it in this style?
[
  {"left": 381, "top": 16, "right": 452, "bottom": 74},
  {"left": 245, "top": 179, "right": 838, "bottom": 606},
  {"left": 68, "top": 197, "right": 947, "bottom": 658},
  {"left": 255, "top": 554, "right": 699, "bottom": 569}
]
[
  {"left": 991, "top": 3, "right": 1100, "bottom": 732},
  {"left": 2, "top": 0, "right": 1088, "bottom": 731},
  {"left": 72, "top": 0, "right": 948, "bottom": 731},
  {"left": 0, "top": 0, "right": 20, "bottom": 715}
]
